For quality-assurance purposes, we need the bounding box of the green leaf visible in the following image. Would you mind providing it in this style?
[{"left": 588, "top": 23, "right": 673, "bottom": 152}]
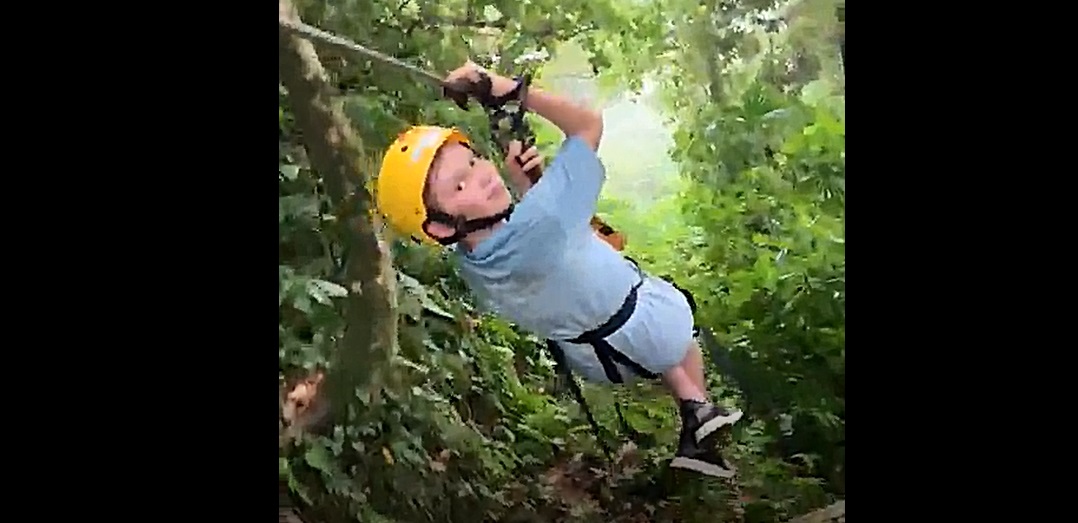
[
  {"left": 288, "top": 474, "right": 312, "bottom": 505},
  {"left": 305, "top": 443, "right": 333, "bottom": 474},
  {"left": 420, "top": 295, "right": 454, "bottom": 320},
  {"left": 280, "top": 164, "right": 300, "bottom": 180},
  {"left": 293, "top": 294, "right": 312, "bottom": 314},
  {"left": 312, "top": 279, "right": 348, "bottom": 298}
]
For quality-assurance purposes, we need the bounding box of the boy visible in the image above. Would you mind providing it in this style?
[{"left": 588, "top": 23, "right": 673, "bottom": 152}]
[{"left": 375, "top": 62, "right": 742, "bottom": 478}]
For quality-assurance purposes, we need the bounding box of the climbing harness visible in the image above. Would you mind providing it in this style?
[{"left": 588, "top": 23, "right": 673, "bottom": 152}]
[
  {"left": 545, "top": 257, "right": 708, "bottom": 458},
  {"left": 543, "top": 262, "right": 706, "bottom": 459},
  {"left": 543, "top": 262, "right": 654, "bottom": 459}
]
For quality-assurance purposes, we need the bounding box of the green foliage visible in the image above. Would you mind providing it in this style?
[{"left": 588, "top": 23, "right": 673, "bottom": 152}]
[
  {"left": 600, "top": 1, "right": 845, "bottom": 515},
  {"left": 280, "top": 0, "right": 844, "bottom": 521}
]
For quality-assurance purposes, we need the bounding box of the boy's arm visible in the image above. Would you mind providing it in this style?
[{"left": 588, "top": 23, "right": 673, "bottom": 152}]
[
  {"left": 442, "top": 63, "right": 604, "bottom": 232},
  {"left": 487, "top": 75, "right": 604, "bottom": 151},
  {"left": 491, "top": 75, "right": 604, "bottom": 231},
  {"left": 524, "top": 87, "right": 604, "bottom": 151},
  {"left": 518, "top": 135, "right": 605, "bottom": 234}
]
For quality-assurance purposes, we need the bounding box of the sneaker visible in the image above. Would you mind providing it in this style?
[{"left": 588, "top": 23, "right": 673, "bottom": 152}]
[
  {"left": 670, "top": 420, "right": 737, "bottom": 478},
  {"left": 682, "top": 399, "right": 743, "bottom": 444}
]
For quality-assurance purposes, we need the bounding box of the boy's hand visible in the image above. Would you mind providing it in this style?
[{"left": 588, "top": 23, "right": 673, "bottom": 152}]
[
  {"left": 506, "top": 140, "right": 543, "bottom": 193},
  {"left": 444, "top": 61, "right": 519, "bottom": 100}
]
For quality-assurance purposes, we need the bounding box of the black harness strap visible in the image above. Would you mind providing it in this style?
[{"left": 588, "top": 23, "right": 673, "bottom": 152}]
[
  {"left": 542, "top": 267, "right": 660, "bottom": 459},
  {"left": 623, "top": 255, "right": 700, "bottom": 335},
  {"left": 545, "top": 339, "right": 616, "bottom": 459},
  {"left": 562, "top": 280, "right": 657, "bottom": 384},
  {"left": 422, "top": 205, "right": 514, "bottom": 246}
]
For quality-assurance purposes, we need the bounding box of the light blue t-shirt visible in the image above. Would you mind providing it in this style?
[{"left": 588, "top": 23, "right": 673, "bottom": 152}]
[{"left": 455, "top": 136, "right": 640, "bottom": 340}]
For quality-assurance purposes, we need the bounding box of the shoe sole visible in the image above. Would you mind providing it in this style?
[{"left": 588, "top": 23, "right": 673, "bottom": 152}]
[
  {"left": 695, "top": 409, "right": 743, "bottom": 442},
  {"left": 670, "top": 456, "right": 736, "bottom": 478}
]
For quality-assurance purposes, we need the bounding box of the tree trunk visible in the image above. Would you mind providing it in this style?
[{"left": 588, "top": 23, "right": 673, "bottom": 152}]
[{"left": 278, "top": 0, "right": 398, "bottom": 423}]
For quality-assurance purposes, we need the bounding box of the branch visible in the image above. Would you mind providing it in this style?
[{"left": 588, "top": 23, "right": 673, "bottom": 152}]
[
  {"left": 788, "top": 500, "right": 845, "bottom": 523},
  {"left": 278, "top": 0, "right": 399, "bottom": 424},
  {"left": 430, "top": 15, "right": 508, "bottom": 30}
]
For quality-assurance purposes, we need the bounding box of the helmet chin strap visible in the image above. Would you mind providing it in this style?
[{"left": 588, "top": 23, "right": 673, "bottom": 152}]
[{"left": 422, "top": 204, "right": 515, "bottom": 246}]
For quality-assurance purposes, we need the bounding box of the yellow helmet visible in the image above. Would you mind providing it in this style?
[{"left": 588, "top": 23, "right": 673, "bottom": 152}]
[{"left": 375, "top": 125, "right": 471, "bottom": 244}]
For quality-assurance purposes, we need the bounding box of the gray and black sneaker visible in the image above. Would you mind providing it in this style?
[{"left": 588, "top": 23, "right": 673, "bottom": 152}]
[
  {"left": 669, "top": 400, "right": 743, "bottom": 478},
  {"left": 683, "top": 399, "right": 743, "bottom": 443},
  {"left": 670, "top": 431, "right": 737, "bottom": 478}
]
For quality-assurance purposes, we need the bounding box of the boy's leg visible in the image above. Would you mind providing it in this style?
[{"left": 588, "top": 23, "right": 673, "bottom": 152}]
[
  {"left": 682, "top": 339, "right": 707, "bottom": 393},
  {"left": 664, "top": 339, "right": 744, "bottom": 478},
  {"left": 662, "top": 340, "right": 743, "bottom": 443},
  {"left": 603, "top": 275, "right": 742, "bottom": 477},
  {"left": 661, "top": 363, "right": 706, "bottom": 402}
]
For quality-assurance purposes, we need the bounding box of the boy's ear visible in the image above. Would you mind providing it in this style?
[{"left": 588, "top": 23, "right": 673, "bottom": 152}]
[{"left": 423, "top": 220, "right": 457, "bottom": 241}]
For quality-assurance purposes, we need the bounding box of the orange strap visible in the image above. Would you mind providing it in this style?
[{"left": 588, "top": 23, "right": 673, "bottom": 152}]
[{"left": 590, "top": 215, "right": 625, "bottom": 251}]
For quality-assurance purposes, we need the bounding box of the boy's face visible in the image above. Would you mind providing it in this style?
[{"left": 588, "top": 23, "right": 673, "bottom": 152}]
[{"left": 426, "top": 141, "right": 512, "bottom": 221}]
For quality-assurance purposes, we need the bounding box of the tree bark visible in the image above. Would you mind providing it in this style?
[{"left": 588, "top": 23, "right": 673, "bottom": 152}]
[{"left": 278, "top": 0, "right": 398, "bottom": 423}]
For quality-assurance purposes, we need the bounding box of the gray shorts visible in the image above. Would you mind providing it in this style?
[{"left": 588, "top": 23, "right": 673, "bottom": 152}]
[{"left": 555, "top": 274, "right": 695, "bottom": 384}]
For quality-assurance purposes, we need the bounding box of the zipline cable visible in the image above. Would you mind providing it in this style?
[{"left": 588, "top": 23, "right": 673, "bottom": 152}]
[{"left": 279, "top": 19, "right": 446, "bottom": 86}]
